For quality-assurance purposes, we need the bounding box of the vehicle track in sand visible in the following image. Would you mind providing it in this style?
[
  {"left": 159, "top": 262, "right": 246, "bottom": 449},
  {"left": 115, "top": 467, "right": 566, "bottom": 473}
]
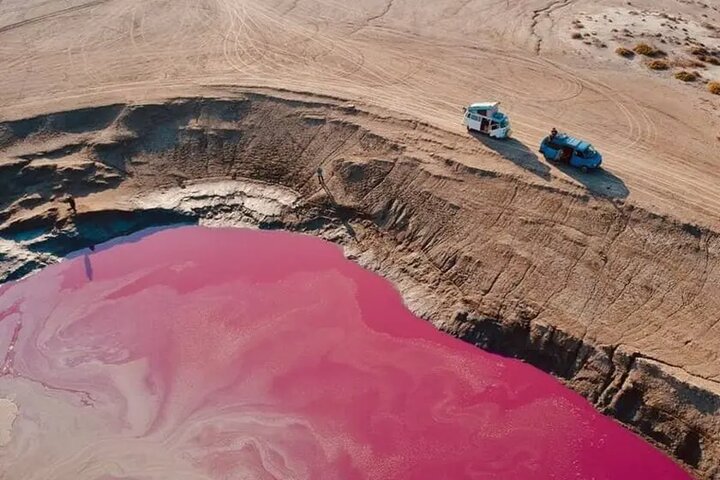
[
  {"left": 0, "top": 0, "right": 718, "bottom": 228},
  {"left": 0, "top": 0, "right": 109, "bottom": 34}
]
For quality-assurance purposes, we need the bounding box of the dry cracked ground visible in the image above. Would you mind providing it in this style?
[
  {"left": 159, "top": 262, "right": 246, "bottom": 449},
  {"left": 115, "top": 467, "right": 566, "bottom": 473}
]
[{"left": 1, "top": 0, "right": 719, "bottom": 478}]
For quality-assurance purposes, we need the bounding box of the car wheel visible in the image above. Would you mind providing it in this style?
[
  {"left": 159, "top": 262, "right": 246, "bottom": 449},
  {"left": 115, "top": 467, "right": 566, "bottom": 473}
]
[{"left": 580, "top": 166, "right": 588, "bottom": 173}]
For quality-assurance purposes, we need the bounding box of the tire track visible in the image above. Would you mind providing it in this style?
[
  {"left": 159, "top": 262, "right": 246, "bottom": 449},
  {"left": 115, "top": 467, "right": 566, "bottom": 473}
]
[{"left": 0, "top": 0, "right": 110, "bottom": 35}]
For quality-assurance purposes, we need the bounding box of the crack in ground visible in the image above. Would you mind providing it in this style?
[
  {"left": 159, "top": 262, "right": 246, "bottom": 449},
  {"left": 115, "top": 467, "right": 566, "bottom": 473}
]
[{"left": 530, "top": 0, "right": 573, "bottom": 55}]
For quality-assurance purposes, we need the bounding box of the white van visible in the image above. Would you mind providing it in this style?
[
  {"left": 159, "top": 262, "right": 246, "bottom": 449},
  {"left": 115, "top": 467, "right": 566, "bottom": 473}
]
[{"left": 462, "top": 102, "right": 511, "bottom": 139}]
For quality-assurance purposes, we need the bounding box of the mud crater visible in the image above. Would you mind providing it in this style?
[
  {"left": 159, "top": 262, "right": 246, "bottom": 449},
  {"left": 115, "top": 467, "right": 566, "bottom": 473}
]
[{"left": 0, "top": 93, "right": 718, "bottom": 478}]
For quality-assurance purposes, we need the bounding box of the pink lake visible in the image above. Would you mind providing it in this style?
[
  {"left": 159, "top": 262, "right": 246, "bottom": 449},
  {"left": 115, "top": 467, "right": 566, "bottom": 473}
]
[{"left": 0, "top": 226, "right": 690, "bottom": 479}]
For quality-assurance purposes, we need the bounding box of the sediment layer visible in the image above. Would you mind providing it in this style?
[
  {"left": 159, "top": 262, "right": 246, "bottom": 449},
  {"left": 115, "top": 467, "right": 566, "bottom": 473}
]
[{"left": 0, "top": 92, "right": 718, "bottom": 478}]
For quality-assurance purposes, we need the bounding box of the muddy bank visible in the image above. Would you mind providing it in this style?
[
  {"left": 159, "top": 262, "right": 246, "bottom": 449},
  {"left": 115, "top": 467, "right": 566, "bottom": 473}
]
[{"left": 0, "top": 93, "right": 718, "bottom": 478}]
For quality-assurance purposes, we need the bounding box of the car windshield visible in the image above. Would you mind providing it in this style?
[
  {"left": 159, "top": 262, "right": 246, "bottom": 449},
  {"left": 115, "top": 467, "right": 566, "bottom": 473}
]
[{"left": 585, "top": 145, "right": 598, "bottom": 157}]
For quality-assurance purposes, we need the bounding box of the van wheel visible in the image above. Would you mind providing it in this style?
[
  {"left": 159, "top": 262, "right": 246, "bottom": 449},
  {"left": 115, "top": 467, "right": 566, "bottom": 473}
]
[{"left": 580, "top": 166, "right": 588, "bottom": 173}]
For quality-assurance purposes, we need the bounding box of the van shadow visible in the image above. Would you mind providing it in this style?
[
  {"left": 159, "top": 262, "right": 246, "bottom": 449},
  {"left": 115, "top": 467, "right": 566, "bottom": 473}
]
[
  {"left": 470, "top": 132, "right": 551, "bottom": 181},
  {"left": 552, "top": 162, "right": 630, "bottom": 200}
]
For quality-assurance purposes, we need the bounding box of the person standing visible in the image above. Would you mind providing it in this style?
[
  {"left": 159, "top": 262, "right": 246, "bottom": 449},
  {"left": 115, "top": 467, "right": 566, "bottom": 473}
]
[{"left": 63, "top": 195, "right": 77, "bottom": 215}]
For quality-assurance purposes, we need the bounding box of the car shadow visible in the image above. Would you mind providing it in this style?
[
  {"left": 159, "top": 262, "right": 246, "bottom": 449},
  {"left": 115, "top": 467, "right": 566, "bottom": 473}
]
[
  {"left": 470, "top": 132, "right": 551, "bottom": 181},
  {"left": 551, "top": 162, "right": 630, "bottom": 199}
]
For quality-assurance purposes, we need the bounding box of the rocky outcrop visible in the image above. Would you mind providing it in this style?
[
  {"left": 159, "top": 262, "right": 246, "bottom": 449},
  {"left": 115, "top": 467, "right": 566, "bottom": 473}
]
[{"left": 0, "top": 93, "right": 718, "bottom": 478}]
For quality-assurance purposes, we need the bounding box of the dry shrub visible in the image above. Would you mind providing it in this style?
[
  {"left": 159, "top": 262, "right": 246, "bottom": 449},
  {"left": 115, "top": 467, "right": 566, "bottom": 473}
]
[
  {"left": 690, "top": 46, "right": 709, "bottom": 56},
  {"left": 634, "top": 42, "right": 658, "bottom": 56},
  {"left": 647, "top": 59, "right": 669, "bottom": 70},
  {"left": 709, "top": 81, "right": 720, "bottom": 95},
  {"left": 674, "top": 70, "right": 699, "bottom": 82},
  {"left": 571, "top": 32, "right": 583, "bottom": 39},
  {"left": 700, "top": 56, "right": 720, "bottom": 66},
  {"left": 672, "top": 57, "right": 707, "bottom": 69},
  {"left": 615, "top": 46, "right": 635, "bottom": 58}
]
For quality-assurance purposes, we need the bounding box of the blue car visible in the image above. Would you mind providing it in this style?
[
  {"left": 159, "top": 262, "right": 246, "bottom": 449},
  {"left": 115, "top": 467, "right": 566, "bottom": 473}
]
[{"left": 539, "top": 132, "right": 602, "bottom": 172}]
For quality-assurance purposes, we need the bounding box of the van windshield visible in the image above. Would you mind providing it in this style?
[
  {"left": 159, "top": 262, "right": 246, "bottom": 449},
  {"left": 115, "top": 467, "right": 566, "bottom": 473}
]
[{"left": 585, "top": 145, "right": 598, "bottom": 157}]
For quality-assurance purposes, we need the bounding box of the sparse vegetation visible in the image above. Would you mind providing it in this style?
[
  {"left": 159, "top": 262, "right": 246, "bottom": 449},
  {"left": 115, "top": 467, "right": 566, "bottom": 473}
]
[
  {"left": 674, "top": 70, "right": 699, "bottom": 82},
  {"left": 571, "top": 32, "right": 583, "bottom": 39},
  {"left": 700, "top": 56, "right": 720, "bottom": 66},
  {"left": 673, "top": 57, "right": 707, "bottom": 69},
  {"left": 672, "top": 58, "right": 705, "bottom": 68},
  {"left": 709, "top": 81, "right": 720, "bottom": 95},
  {"left": 690, "top": 46, "right": 709, "bottom": 56},
  {"left": 688, "top": 46, "right": 720, "bottom": 65},
  {"left": 647, "top": 59, "right": 670, "bottom": 70},
  {"left": 615, "top": 46, "right": 635, "bottom": 58},
  {"left": 634, "top": 42, "right": 663, "bottom": 57}
]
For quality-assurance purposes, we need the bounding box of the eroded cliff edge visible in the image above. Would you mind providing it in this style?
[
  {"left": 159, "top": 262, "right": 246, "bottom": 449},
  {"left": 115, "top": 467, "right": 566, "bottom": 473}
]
[{"left": 0, "top": 92, "right": 718, "bottom": 478}]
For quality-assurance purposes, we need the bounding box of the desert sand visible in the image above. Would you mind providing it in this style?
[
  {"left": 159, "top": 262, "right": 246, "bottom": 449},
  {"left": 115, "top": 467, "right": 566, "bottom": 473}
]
[
  {"left": 0, "top": 0, "right": 719, "bottom": 478},
  {"left": 1, "top": 0, "right": 719, "bottom": 226}
]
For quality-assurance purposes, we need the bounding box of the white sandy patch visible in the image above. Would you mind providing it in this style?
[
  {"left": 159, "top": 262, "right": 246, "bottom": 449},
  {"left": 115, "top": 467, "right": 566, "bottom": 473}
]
[
  {"left": 133, "top": 178, "right": 301, "bottom": 227},
  {"left": 0, "top": 398, "right": 18, "bottom": 447}
]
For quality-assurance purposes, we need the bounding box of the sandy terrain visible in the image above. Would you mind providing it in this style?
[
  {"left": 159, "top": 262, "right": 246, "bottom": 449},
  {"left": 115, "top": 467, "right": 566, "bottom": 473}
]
[
  {"left": 0, "top": 0, "right": 719, "bottom": 227},
  {"left": 0, "top": 398, "right": 18, "bottom": 447},
  {"left": 0, "top": 0, "right": 719, "bottom": 478}
]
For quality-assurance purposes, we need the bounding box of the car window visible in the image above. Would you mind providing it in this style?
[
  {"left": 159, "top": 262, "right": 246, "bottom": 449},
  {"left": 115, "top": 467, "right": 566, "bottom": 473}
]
[
  {"left": 545, "top": 140, "right": 563, "bottom": 150},
  {"left": 577, "top": 149, "right": 591, "bottom": 158}
]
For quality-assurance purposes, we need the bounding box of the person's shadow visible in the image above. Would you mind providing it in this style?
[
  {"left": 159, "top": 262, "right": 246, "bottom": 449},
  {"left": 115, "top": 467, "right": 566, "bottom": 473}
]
[
  {"left": 470, "top": 132, "right": 551, "bottom": 181},
  {"left": 83, "top": 253, "right": 94, "bottom": 281}
]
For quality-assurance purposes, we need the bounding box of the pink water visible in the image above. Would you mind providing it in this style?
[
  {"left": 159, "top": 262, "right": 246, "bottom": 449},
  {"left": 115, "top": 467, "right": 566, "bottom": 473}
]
[{"left": 0, "top": 227, "right": 690, "bottom": 479}]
